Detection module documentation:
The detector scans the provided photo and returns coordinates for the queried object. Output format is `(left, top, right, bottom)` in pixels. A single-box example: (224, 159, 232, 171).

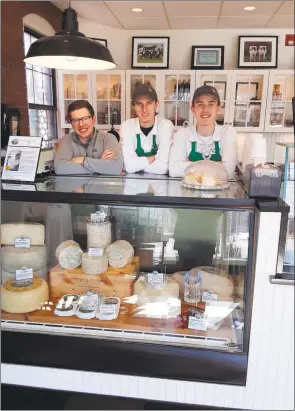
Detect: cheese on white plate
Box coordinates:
(1, 223, 45, 246)
(1, 245, 47, 272)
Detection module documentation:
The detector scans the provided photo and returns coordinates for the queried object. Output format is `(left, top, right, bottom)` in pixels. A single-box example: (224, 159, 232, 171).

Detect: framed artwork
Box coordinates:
(238, 36, 278, 68)
(191, 46, 224, 70)
(204, 81, 227, 102)
(90, 38, 108, 47)
(236, 82, 259, 101)
(132, 37, 170, 69)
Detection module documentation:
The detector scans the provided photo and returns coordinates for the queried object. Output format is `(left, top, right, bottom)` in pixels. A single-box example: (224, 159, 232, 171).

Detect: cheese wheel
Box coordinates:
(1, 277, 49, 313)
(134, 277, 179, 305)
(55, 240, 82, 269)
(87, 222, 112, 249)
(82, 252, 108, 275)
(2, 266, 47, 284)
(1, 245, 46, 272)
(106, 240, 134, 268)
(1, 223, 45, 246)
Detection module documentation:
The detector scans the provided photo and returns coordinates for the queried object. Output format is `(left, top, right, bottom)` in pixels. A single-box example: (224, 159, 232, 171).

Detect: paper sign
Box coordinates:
(188, 315, 207, 331)
(88, 248, 104, 257)
(15, 236, 31, 248)
(202, 291, 218, 303)
(16, 267, 33, 281)
(147, 271, 164, 285)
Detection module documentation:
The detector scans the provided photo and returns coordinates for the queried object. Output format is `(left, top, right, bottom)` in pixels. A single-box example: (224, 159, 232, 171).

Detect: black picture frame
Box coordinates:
(191, 46, 224, 70)
(237, 35, 278, 69)
(131, 36, 170, 69)
(235, 82, 259, 101)
(90, 38, 108, 47)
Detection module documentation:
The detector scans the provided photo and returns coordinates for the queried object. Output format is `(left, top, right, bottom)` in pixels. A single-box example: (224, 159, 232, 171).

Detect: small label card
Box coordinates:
(147, 271, 164, 285)
(15, 236, 31, 248)
(188, 315, 207, 331)
(202, 290, 218, 303)
(16, 267, 33, 281)
(88, 248, 104, 257)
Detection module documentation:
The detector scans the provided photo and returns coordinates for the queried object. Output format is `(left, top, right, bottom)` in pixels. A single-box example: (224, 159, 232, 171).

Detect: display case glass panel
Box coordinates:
(267, 73, 294, 130)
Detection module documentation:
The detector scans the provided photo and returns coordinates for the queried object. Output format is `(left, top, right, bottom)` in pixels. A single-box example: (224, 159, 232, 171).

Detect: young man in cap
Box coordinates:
(54, 100, 123, 175)
(169, 85, 237, 178)
(120, 84, 173, 174)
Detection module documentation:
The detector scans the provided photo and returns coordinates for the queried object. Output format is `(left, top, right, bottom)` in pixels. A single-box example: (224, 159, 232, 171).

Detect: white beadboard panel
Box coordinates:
(1, 214, 294, 410)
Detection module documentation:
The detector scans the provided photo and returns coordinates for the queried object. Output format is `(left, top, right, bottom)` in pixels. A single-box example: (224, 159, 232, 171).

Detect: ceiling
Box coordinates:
(51, 0, 294, 30)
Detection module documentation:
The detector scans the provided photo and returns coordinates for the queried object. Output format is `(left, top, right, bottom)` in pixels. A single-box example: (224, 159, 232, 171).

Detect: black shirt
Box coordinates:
(140, 125, 154, 136)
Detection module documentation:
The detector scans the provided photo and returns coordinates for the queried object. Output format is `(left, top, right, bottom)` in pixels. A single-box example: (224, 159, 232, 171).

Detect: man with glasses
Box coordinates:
(54, 100, 123, 175)
(120, 84, 173, 174)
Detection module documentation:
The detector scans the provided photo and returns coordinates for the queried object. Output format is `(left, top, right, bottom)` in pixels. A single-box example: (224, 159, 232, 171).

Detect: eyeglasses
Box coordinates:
(70, 115, 93, 124)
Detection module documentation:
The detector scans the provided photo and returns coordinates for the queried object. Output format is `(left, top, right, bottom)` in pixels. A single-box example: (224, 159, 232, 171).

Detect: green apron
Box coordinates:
(135, 133, 158, 157)
(188, 141, 221, 162)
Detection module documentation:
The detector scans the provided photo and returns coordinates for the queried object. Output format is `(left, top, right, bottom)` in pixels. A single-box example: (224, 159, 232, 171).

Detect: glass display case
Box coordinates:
(1, 176, 256, 384)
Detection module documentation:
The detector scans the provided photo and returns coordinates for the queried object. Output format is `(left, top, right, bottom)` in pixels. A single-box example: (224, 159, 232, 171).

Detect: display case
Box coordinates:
(1, 176, 257, 385)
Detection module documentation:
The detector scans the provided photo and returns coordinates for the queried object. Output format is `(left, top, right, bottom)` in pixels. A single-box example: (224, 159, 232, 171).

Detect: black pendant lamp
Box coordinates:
(24, 6, 116, 70)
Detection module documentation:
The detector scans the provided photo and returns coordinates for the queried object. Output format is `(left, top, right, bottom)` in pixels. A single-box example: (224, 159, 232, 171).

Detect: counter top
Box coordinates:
(1, 174, 255, 209)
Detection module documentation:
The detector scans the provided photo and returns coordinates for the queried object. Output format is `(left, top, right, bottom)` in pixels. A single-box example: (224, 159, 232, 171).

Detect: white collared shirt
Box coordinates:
(169, 124, 237, 178)
(120, 116, 173, 174)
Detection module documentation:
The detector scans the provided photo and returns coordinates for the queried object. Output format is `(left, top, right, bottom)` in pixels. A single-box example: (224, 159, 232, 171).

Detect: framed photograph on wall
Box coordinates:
(132, 37, 170, 69)
(90, 38, 108, 47)
(238, 36, 278, 68)
(191, 46, 224, 70)
(236, 82, 259, 101)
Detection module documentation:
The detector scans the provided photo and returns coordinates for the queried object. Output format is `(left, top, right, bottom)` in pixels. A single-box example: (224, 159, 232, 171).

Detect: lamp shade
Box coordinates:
(24, 7, 116, 70)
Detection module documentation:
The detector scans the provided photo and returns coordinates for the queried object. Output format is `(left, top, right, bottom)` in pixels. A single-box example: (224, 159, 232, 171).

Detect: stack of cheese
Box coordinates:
(1, 223, 49, 313)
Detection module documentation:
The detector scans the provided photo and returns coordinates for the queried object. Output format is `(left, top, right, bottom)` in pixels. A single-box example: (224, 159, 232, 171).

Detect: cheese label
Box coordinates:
(15, 267, 33, 281)
(147, 271, 164, 285)
(80, 293, 99, 311)
(15, 236, 31, 248)
(90, 211, 107, 223)
(88, 248, 104, 257)
(202, 290, 218, 303)
(188, 315, 207, 331)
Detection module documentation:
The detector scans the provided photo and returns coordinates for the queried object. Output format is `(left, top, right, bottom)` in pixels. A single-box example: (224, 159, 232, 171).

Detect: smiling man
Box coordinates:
(54, 100, 123, 175)
(169, 85, 237, 178)
(120, 84, 173, 174)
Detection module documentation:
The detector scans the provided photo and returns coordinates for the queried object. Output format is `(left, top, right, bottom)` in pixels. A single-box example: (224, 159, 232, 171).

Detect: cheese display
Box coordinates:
(1, 277, 49, 313)
(106, 240, 134, 268)
(1, 245, 47, 272)
(183, 160, 229, 190)
(55, 240, 83, 269)
(87, 221, 112, 249)
(172, 266, 234, 301)
(82, 252, 108, 275)
(134, 276, 179, 306)
(1, 223, 45, 245)
(2, 266, 47, 284)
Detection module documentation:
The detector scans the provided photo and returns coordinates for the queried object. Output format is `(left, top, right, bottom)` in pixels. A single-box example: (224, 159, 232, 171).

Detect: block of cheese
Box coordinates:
(50, 257, 139, 299)
(134, 277, 179, 306)
(82, 252, 108, 275)
(1, 277, 49, 313)
(1, 245, 46, 272)
(1, 223, 45, 246)
(55, 240, 82, 269)
(172, 266, 234, 300)
(87, 221, 112, 249)
(2, 266, 47, 284)
(106, 240, 134, 268)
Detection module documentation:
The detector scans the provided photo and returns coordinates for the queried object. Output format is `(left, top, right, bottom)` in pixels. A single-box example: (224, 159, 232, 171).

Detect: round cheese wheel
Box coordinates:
(1, 245, 46, 272)
(1, 223, 45, 246)
(82, 252, 108, 275)
(1, 266, 47, 284)
(55, 240, 82, 269)
(106, 240, 134, 268)
(87, 222, 112, 249)
(1, 277, 49, 313)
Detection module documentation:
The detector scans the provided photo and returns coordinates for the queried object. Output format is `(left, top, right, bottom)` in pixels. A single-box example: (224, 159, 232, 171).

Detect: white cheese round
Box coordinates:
(1, 277, 49, 313)
(1, 245, 46, 272)
(106, 240, 134, 268)
(1, 223, 45, 246)
(87, 222, 112, 249)
(2, 266, 47, 284)
(55, 240, 83, 269)
(82, 252, 108, 275)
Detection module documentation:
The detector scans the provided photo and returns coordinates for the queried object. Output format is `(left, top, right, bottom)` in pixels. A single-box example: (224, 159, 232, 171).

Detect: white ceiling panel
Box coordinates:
(276, 0, 295, 15)
(105, 1, 165, 18)
(267, 14, 295, 27)
(221, 1, 282, 16)
(121, 17, 169, 30)
(169, 17, 219, 29)
(218, 15, 272, 28)
(164, 1, 221, 17)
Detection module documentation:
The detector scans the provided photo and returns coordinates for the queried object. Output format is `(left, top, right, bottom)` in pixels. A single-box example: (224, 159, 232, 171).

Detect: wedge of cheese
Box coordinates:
(1, 245, 46, 272)
(1, 223, 45, 246)
(1, 277, 49, 313)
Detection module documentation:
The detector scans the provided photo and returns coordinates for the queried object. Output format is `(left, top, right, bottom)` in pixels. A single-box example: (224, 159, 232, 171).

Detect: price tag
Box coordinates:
(16, 267, 33, 281)
(100, 304, 116, 314)
(88, 248, 104, 257)
(147, 271, 164, 285)
(202, 290, 218, 303)
(188, 315, 207, 331)
(15, 236, 31, 248)
(90, 211, 106, 223)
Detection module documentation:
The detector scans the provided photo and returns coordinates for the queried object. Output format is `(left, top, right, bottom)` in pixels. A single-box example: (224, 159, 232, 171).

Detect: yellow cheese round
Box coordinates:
(1, 277, 49, 313)
(1, 223, 45, 245)
(1, 245, 47, 272)
(2, 266, 47, 284)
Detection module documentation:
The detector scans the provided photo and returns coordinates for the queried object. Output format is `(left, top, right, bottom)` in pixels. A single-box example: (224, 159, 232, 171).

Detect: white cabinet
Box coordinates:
(57, 70, 125, 129)
(264, 70, 294, 133)
(195, 70, 269, 132)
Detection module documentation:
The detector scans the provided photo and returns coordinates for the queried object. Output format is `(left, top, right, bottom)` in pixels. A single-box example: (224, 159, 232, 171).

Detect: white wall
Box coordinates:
(23, 14, 55, 36)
